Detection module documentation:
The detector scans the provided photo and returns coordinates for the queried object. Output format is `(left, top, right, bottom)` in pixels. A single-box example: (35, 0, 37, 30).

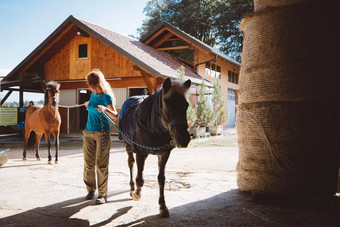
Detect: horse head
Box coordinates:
(161, 78, 191, 148)
(44, 81, 60, 110)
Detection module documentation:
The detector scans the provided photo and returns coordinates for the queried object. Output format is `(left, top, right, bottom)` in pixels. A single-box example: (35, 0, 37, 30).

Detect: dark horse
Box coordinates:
(118, 78, 191, 218)
(23, 81, 61, 164)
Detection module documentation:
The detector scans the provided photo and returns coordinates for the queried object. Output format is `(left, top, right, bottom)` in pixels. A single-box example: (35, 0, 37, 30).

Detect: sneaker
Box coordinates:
(85, 191, 95, 200)
(96, 196, 107, 204)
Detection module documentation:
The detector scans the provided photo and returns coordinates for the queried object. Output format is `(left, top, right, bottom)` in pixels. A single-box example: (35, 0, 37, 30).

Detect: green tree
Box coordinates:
(186, 102, 197, 128)
(215, 0, 253, 61)
(212, 78, 228, 125)
(195, 80, 213, 127)
(139, 0, 253, 61)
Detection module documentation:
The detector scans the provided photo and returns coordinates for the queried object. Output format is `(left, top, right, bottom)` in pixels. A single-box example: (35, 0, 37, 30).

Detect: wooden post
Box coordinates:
(133, 65, 156, 94)
(19, 87, 24, 107)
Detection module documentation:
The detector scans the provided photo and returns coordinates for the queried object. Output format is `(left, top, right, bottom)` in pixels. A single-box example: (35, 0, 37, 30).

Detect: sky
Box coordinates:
(0, 0, 150, 102)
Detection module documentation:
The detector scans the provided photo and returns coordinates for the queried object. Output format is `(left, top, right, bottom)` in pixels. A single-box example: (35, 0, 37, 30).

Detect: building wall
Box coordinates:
(195, 49, 240, 111)
(44, 34, 143, 82)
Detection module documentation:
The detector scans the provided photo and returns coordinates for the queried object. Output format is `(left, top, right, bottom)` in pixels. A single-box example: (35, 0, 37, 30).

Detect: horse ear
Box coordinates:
(163, 78, 172, 93)
(42, 81, 48, 92)
(183, 79, 191, 89)
(56, 83, 61, 90)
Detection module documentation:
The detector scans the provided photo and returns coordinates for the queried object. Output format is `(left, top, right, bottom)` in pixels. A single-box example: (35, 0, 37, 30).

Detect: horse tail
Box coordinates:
(27, 131, 36, 151)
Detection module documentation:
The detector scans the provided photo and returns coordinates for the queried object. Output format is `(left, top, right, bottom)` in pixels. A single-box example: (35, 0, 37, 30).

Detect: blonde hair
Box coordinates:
(86, 69, 116, 104)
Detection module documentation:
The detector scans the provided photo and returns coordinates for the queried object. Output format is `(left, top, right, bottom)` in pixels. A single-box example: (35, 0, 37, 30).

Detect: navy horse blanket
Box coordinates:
(119, 90, 172, 154)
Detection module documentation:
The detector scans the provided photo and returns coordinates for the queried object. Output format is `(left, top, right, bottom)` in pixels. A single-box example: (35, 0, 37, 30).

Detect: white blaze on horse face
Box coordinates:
(49, 89, 60, 110)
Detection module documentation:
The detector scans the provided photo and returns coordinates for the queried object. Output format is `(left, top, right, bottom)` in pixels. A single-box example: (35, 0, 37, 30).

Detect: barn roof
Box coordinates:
(140, 21, 241, 67)
(2, 15, 211, 92)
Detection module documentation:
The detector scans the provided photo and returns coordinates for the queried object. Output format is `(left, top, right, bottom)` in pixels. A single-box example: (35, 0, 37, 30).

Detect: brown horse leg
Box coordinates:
(35, 133, 43, 161)
(45, 132, 52, 164)
(126, 144, 135, 197)
(157, 151, 171, 218)
(132, 152, 148, 201)
(53, 131, 59, 164)
(23, 129, 32, 160)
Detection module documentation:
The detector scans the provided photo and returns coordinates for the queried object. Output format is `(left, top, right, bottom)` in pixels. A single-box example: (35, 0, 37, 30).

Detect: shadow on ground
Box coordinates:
(0, 190, 132, 227)
(1, 189, 339, 226)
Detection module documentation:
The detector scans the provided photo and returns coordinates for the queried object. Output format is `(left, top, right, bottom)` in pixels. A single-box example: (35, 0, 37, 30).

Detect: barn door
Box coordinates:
(78, 89, 91, 130)
(227, 89, 236, 127)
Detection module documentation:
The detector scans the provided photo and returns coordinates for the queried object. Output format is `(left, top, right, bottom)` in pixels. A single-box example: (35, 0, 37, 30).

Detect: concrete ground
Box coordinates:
(0, 128, 339, 226)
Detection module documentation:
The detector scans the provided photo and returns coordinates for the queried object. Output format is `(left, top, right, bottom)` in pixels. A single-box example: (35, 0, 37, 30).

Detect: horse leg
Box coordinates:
(35, 133, 43, 161)
(157, 151, 171, 218)
(132, 152, 148, 201)
(53, 131, 60, 164)
(45, 132, 52, 164)
(126, 144, 135, 197)
(23, 129, 32, 160)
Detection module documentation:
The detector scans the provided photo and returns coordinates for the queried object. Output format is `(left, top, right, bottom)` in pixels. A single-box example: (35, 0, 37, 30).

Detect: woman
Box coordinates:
(83, 69, 118, 204)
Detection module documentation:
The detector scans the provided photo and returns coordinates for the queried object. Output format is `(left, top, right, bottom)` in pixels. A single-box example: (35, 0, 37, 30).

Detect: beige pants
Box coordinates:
(83, 130, 111, 196)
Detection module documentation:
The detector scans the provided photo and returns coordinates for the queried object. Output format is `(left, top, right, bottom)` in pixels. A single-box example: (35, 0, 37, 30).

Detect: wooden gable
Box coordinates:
(44, 32, 146, 81)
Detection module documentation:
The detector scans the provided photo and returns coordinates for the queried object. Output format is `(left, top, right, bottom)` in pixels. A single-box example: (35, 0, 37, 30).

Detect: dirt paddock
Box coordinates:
(0, 129, 339, 226)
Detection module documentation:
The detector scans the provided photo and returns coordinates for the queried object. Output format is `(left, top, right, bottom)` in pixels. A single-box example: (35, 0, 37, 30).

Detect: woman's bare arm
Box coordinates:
(97, 105, 118, 120)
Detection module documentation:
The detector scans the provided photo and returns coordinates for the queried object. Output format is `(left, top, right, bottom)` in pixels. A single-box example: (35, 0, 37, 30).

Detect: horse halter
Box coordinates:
(168, 117, 188, 131)
(49, 88, 59, 110)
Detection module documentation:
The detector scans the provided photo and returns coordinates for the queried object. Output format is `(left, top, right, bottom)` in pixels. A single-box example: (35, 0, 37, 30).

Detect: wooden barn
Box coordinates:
(1, 15, 240, 133)
(140, 21, 241, 127)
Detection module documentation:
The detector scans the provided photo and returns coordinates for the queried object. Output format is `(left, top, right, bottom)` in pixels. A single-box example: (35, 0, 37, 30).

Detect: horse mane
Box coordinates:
(44, 81, 59, 106)
(138, 90, 167, 134)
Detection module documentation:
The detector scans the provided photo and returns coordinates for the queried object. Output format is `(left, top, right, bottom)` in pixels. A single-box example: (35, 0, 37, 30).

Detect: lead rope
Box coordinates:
(98, 106, 175, 152)
(100, 112, 105, 153)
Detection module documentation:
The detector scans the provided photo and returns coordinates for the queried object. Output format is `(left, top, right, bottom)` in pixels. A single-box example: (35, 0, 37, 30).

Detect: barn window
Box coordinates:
(216, 66, 221, 79)
(78, 44, 88, 58)
(205, 63, 211, 76)
(206, 63, 220, 78)
(228, 70, 238, 84)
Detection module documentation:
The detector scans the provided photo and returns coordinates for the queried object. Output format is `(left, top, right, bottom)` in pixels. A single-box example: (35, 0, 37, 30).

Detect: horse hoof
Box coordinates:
(159, 208, 170, 218)
(48, 160, 52, 164)
(132, 192, 141, 201)
(129, 191, 134, 198)
(22, 158, 27, 161)
(55, 161, 58, 164)
(37, 158, 41, 161)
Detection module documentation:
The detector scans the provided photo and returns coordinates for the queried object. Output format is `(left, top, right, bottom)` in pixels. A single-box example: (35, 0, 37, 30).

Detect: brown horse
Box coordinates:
(117, 78, 191, 218)
(23, 81, 61, 164)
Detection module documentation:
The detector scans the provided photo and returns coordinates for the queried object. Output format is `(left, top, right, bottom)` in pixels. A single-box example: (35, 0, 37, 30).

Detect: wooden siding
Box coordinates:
(91, 36, 143, 78)
(44, 42, 71, 81)
(70, 36, 91, 79)
(45, 31, 144, 82)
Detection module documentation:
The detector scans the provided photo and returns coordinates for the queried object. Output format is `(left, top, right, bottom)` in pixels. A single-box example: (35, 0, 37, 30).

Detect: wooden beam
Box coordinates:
(59, 77, 148, 90)
(0, 90, 13, 106)
(141, 72, 156, 94)
(144, 27, 168, 45)
(166, 38, 180, 41)
(163, 27, 211, 55)
(133, 65, 156, 93)
(157, 46, 190, 51)
(152, 32, 174, 48)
